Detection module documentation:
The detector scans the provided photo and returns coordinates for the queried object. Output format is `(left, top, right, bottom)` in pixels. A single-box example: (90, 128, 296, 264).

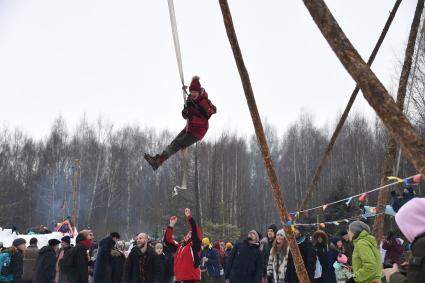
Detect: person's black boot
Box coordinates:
(144, 154, 164, 170)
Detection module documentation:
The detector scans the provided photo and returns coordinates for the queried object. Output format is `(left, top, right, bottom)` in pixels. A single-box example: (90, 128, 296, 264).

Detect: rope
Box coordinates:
(291, 174, 417, 215)
(168, 0, 189, 190)
(167, 0, 186, 104)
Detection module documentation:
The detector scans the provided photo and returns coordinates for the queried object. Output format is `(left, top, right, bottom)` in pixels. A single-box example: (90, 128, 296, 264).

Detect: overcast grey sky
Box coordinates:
(0, 0, 417, 141)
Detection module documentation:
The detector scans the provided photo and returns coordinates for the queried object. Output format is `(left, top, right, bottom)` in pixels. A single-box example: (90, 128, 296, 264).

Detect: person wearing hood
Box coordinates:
(263, 224, 278, 279)
(346, 221, 381, 283)
(144, 76, 216, 170)
(200, 238, 221, 282)
(33, 239, 61, 283)
(340, 230, 353, 265)
(224, 243, 233, 275)
(164, 208, 202, 283)
(93, 232, 120, 283)
(312, 230, 334, 283)
(266, 229, 288, 283)
(225, 230, 263, 283)
(67, 229, 94, 283)
(384, 198, 425, 283)
(22, 237, 39, 282)
(285, 227, 317, 283)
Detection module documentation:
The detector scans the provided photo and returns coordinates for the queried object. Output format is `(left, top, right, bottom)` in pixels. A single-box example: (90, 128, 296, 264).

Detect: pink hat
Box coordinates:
(395, 198, 425, 243)
(337, 253, 348, 264)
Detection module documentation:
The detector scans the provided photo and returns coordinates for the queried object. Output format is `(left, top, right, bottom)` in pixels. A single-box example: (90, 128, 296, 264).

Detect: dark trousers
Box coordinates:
(163, 129, 198, 159)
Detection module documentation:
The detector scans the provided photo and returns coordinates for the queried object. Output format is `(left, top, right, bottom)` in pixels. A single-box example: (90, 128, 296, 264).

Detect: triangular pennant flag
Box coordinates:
(345, 197, 353, 206)
(333, 221, 340, 226)
(413, 174, 421, 183)
(322, 204, 328, 211)
(387, 176, 404, 183)
(344, 219, 349, 223)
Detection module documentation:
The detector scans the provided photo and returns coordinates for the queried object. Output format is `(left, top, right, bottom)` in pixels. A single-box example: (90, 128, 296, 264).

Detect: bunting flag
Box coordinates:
(289, 174, 418, 216)
(345, 197, 353, 206)
(333, 221, 340, 226)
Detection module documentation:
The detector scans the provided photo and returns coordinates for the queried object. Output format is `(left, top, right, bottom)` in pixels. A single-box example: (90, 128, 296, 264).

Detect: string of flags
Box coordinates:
(285, 211, 386, 228)
(289, 174, 421, 216)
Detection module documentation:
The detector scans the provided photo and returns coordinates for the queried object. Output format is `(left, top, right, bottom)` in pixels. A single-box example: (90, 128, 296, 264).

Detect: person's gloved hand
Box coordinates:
(182, 107, 191, 119)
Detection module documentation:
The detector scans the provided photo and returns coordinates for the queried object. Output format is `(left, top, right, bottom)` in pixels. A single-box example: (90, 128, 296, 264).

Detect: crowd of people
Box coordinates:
(0, 198, 424, 283)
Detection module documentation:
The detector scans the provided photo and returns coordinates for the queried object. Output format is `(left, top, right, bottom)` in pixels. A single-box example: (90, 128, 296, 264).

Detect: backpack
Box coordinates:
(0, 252, 13, 282)
(60, 248, 76, 275)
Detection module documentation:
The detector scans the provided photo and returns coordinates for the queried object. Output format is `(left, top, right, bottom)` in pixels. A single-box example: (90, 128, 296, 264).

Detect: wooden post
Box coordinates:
(298, 0, 402, 215)
(72, 159, 80, 227)
(218, 1, 311, 282)
(373, 0, 425, 241)
(301, 0, 425, 179)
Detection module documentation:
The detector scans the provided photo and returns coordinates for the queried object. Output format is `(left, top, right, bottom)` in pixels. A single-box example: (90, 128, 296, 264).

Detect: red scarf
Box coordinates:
(79, 239, 92, 250)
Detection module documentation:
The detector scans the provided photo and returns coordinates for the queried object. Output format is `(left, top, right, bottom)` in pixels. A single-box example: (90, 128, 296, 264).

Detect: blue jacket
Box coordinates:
(201, 247, 221, 277)
(225, 240, 263, 283)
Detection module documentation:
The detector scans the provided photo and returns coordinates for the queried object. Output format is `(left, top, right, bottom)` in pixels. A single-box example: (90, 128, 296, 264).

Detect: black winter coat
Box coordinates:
(66, 243, 89, 283)
(225, 239, 263, 283)
(157, 254, 173, 283)
(327, 243, 340, 283)
(93, 236, 116, 283)
(314, 243, 335, 283)
(33, 246, 57, 283)
(286, 237, 317, 283)
(263, 239, 274, 276)
(11, 250, 24, 283)
(124, 246, 160, 283)
(110, 249, 125, 283)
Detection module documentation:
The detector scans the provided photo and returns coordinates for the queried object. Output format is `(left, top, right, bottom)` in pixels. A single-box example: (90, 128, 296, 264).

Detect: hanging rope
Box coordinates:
(168, 0, 189, 191)
(298, 0, 402, 217)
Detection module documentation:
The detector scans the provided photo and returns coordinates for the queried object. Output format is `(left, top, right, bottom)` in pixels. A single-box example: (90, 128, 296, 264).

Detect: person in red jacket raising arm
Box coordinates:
(144, 76, 216, 170)
(165, 208, 202, 283)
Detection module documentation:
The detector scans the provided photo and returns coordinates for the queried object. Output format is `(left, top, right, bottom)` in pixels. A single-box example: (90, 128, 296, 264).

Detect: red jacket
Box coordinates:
(165, 215, 202, 281)
(182, 89, 210, 140)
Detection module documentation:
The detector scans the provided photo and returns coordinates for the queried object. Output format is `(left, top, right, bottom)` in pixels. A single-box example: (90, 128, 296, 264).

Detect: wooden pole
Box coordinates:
(298, 0, 403, 216)
(373, 0, 424, 241)
(72, 159, 80, 228)
(218, 1, 311, 282)
(301, 0, 425, 179)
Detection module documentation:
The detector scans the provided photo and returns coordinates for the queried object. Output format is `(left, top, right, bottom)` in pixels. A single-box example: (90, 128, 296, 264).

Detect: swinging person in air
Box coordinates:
(144, 76, 216, 170)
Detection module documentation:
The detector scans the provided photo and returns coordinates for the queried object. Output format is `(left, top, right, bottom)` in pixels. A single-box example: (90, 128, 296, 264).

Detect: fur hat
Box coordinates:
(226, 242, 233, 250)
(189, 76, 202, 92)
(312, 230, 328, 245)
(202, 237, 210, 246)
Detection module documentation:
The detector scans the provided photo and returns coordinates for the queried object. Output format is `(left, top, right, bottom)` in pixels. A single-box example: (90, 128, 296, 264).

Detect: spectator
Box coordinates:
(11, 238, 27, 283)
(55, 236, 72, 283)
(110, 240, 126, 283)
(312, 230, 334, 283)
(23, 237, 39, 282)
(347, 221, 382, 283)
(340, 230, 353, 264)
(201, 237, 221, 282)
(155, 242, 173, 283)
(285, 227, 316, 283)
(382, 231, 404, 265)
(93, 232, 120, 283)
(33, 239, 61, 283)
(263, 224, 278, 280)
(164, 208, 202, 283)
(266, 229, 288, 283)
(384, 198, 425, 283)
(66, 229, 94, 283)
(124, 233, 160, 283)
(224, 243, 233, 274)
(225, 230, 263, 283)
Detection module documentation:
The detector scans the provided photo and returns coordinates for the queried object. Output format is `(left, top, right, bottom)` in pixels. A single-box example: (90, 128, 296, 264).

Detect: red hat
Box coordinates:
(189, 76, 201, 92)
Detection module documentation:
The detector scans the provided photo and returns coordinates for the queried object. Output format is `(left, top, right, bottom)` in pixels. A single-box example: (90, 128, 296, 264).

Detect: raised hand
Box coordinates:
(170, 216, 178, 226)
